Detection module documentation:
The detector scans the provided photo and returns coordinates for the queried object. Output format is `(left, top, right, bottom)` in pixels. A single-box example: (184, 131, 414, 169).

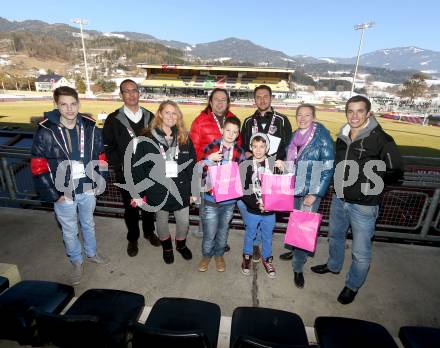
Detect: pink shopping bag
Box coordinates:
(208, 162, 243, 202)
(260, 173, 295, 211)
(284, 209, 322, 252)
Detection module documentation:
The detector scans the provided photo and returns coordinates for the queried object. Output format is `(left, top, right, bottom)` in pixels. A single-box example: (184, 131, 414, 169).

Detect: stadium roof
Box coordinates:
(137, 64, 295, 74)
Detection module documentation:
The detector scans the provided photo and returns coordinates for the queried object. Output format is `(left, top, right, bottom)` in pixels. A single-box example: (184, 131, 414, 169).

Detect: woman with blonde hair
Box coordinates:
(133, 100, 196, 264)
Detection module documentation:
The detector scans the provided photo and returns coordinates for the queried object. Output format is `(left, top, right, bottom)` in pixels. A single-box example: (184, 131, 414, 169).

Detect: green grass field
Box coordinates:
(1, 100, 439, 157)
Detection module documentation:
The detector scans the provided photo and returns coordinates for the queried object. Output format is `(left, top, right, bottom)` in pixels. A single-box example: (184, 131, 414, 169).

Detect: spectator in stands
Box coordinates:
(132, 101, 196, 264)
(276, 104, 335, 288)
(189, 88, 239, 245)
(198, 116, 245, 273)
(30, 86, 108, 286)
(240, 85, 293, 261)
(103, 79, 160, 257)
(311, 95, 404, 304)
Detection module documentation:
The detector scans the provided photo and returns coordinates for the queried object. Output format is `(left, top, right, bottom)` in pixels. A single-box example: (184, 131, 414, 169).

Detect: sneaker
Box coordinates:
(241, 254, 251, 276)
(71, 261, 83, 285)
(214, 256, 225, 272)
(261, 256, 276, 279)
(252, 245, 261, 263)
(86, 252, 109, 265)
(198, 257, 211, 272)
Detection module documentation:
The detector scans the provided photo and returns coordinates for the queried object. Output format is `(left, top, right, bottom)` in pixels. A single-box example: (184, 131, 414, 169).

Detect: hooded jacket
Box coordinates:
(132, 127, 196, 212)
(334, 117, 404, 205)
(30, 109, 105, 202)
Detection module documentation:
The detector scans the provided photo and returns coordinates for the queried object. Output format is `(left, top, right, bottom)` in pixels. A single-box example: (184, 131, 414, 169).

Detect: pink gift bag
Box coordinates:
(208, 162, 243, 202)
(284, 209, 322, 252)
(260, 173, 295, 211)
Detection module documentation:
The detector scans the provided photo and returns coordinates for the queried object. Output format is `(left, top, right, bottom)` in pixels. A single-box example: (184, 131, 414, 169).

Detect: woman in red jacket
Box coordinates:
(189, 88, 240, 239)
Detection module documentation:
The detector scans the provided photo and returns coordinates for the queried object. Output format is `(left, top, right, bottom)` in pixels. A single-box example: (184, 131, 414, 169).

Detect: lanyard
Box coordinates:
(291, 123, 317, 163)
(218, 141, 234, 164)
(212, 112, 223, 134)
(253, 111, 277, 135)
(252, 158, 269, 205)
(159, 143, 179, 161)
(127, 128, 135, 138)
(58, 122, 84, 159)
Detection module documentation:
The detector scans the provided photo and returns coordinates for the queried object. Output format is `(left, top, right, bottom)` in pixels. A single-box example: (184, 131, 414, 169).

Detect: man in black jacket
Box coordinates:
(311, 95, 404, 304)
(103, 79, 160, 257)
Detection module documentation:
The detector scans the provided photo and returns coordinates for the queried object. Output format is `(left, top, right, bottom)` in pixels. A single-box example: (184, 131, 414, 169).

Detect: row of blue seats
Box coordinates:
(0, 276, 438, 347)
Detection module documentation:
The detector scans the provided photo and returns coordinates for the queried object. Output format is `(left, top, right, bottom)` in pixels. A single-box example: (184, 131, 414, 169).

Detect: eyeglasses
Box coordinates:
(121, 89, 139, 95)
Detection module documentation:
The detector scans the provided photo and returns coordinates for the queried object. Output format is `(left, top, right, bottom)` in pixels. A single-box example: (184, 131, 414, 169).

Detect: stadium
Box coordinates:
(138, 64, 294, 99)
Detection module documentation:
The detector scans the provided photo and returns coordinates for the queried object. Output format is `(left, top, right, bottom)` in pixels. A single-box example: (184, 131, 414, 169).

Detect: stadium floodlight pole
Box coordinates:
(71, 18, 93, 97)
(350, 21, 375, 97)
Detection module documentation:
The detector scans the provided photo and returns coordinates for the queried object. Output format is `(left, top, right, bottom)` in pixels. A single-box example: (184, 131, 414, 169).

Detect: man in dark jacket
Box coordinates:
(311, 95, 404, 304)
(103, 79, 160, 257)
(241, 85, 292, 160)
(31, 86, 108, 285)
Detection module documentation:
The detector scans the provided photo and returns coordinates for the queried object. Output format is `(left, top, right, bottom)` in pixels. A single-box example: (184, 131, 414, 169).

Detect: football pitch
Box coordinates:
(0, 100, 439, 157)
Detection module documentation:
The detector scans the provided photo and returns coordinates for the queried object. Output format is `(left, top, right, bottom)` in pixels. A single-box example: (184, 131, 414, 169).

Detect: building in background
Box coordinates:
(34, 75, 75, 92)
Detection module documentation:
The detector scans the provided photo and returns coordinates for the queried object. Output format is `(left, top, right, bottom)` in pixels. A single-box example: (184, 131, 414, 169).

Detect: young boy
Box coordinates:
(241, 133, 277, 278)
(198, 116, 245, 273)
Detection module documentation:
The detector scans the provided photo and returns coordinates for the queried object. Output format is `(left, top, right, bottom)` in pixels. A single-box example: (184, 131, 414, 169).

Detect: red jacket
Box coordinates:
(189, 109, 241, 162)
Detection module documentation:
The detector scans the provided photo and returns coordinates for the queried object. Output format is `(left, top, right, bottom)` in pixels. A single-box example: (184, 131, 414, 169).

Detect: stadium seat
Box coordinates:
(131, 297, 221, 348)
(0, 280, 74, 345)
(399, 326, 440, 348)
(0, 276, 9, 293)
(34, 288, 144, 348)
(230, 307, 309, 348)
(314, 316, 399, 348)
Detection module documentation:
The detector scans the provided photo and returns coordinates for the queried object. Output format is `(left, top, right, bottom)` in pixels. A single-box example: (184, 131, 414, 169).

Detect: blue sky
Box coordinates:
(3, 0, 439, 58)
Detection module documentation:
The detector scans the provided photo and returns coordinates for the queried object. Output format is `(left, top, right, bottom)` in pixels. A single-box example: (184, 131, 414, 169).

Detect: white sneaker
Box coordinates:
(86, 252, 109, 265)
(71, 262, 83, 285)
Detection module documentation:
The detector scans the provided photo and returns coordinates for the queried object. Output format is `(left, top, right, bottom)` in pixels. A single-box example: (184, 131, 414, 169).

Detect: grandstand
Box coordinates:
(137, 64, 294, 98)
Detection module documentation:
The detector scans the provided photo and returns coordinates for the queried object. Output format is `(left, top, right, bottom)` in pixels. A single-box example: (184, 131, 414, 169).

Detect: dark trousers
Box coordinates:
(120, 188, 155, 242)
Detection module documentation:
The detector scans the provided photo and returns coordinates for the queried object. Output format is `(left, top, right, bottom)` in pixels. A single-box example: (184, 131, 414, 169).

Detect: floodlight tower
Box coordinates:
(71, 18, 93, 97)
(350, 21, 375, 97)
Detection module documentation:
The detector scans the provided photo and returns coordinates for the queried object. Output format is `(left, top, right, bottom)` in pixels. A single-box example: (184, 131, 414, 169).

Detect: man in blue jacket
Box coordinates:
(311, 95, 404, 304)
(31, 86, 108, 285)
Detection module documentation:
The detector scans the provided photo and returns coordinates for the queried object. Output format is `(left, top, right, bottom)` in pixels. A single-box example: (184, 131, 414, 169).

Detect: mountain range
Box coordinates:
(1, 17, 439, 75)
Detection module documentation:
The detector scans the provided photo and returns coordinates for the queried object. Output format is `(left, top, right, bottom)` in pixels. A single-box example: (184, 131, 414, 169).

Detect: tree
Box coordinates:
(95, 79, 117, 93)
(292, 70, 315, 86)
(75, 76, 86, 94)
(399, 73, 428, 100)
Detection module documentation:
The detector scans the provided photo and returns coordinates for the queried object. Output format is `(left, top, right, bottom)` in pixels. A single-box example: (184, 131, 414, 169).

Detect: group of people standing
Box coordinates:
(30, 80, 403, 305)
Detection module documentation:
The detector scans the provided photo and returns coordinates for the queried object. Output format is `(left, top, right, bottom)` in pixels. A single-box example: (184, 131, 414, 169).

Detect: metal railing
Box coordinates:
(1, 148, 439, 243)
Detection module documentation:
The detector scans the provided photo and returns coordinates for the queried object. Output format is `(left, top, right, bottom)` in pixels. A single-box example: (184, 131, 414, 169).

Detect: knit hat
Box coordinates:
(249, 132, 270, 153)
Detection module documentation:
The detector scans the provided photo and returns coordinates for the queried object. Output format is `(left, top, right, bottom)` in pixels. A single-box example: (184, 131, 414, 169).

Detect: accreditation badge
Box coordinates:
(165, 160, 178, 178)
(71, 160, 86, 179)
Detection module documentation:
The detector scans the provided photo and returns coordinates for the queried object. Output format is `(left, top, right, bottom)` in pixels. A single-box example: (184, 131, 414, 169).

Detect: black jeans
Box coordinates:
(120, 188, 155, 242)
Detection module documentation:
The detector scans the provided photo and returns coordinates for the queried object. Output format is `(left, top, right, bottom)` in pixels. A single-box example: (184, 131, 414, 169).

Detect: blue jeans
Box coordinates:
(237, 199, 261, 246)
(201, 203, 235, 257)
(291, 196, 322, 272)
(326, 195, 379, 291)
(54, 192, 97, 264)
(243, 212, 276, 260)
